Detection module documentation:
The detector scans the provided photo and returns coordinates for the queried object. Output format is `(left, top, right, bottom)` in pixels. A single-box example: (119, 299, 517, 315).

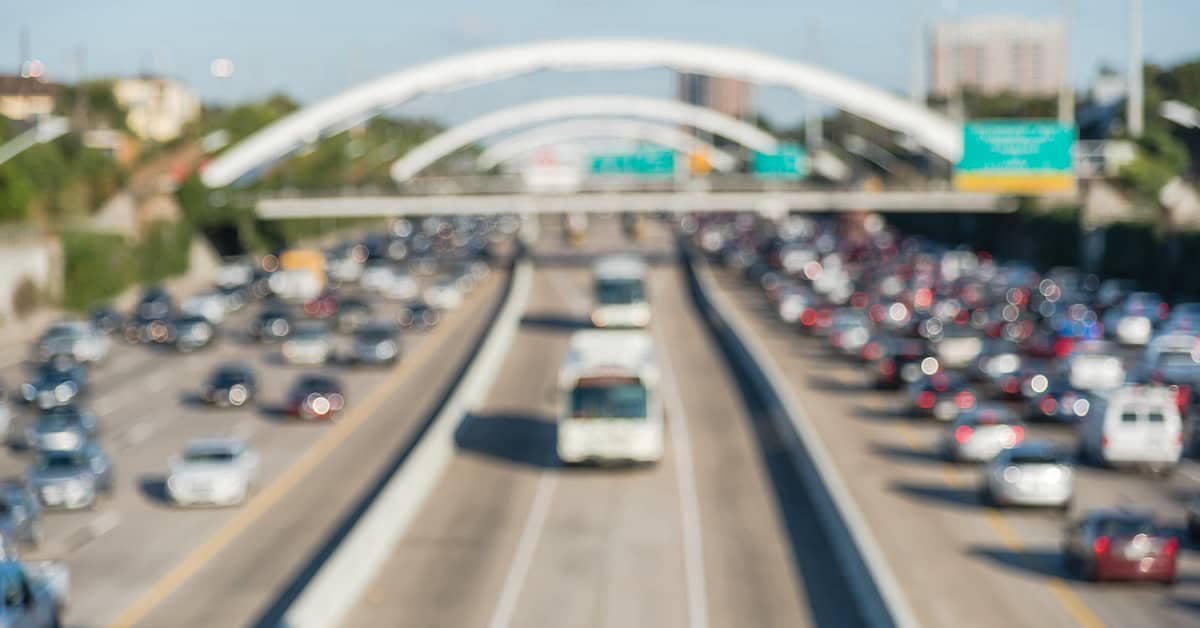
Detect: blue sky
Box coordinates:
(5, 1, 1199, 126)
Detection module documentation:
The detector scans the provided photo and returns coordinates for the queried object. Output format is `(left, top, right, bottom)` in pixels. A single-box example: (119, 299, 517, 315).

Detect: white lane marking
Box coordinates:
(116, 421, 157, 450)
(1181, 468, 1200, 484)
(654, 327, 711, 628)
(485, 471, 559, 628)
(65, 511, 121, 553)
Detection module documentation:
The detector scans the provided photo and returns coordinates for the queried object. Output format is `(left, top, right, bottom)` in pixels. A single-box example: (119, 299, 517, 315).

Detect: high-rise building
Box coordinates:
(930, 17, 1065, 97)
(676, 72, 752, 119)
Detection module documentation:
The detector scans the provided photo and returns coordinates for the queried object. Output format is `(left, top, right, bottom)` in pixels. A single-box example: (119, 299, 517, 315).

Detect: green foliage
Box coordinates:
(54, 81, 128, 132)
(60, 230, 137, 311)
(11, 276, 40, 319)
(1119, 156, 1177, 200)
(138, 220, 193, 283)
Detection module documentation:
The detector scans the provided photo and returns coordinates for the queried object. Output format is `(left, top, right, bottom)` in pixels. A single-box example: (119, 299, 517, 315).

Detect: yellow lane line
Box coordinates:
(1047, 579, 1107, 628)
(107, 296, 476, 628)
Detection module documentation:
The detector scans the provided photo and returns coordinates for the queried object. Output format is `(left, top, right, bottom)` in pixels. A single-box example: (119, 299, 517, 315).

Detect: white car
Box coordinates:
(1079, 385, 1183, 473)
(1065, 341, 1126, 392)
(424, 277, 465, 311)
(360, 262, 396, 293)
(281, 321, 332, 365)
(981, 442, 1074, 509)
(182, 292, 227, 325)
(380, 271, 420, 301)
(167, 438, 259, 507)
(216, 259, 255, 289)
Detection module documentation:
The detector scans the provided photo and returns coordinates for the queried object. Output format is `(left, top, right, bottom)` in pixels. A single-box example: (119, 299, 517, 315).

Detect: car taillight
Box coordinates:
(879, 358, 896, 377)
(916, 391, 936, 409)
(1164, 537, 1179, 556)
(955, 425, 973, 443)
(1101, 435, 1109, 448)
(862, 342, 880, 361)
(1175, 385, 1190, 412)
(1092, 536, 1110, 555)
(1054, 337, 1073, 358)
(1178, 431, 1185, 446)
(1039, 396, 1057, 415)
(800, 309, 817, 326)
(1010, 425, 1024, 442)
(1158, 302, 1170, 320)
(1001, 377, 1019, 394)
(956, 391, 975, 409)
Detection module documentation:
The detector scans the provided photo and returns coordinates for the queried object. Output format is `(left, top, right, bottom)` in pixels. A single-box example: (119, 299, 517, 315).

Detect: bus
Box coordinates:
(591, 255, 650, 328)
(557, 330, 663, 464)
(269, 248, 326, 302)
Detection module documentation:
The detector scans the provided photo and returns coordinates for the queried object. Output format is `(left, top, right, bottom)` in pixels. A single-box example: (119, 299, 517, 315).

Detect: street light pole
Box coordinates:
(1127, 0, 1144, 138)
(1058, 0, 1075, 126)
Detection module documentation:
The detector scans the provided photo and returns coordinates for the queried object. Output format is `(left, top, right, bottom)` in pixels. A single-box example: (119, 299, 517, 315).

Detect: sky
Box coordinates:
(5, 0, 1200, 127)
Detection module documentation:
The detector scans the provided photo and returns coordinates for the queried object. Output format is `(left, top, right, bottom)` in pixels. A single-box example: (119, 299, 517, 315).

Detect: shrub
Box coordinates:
(11, 276, 40, 318)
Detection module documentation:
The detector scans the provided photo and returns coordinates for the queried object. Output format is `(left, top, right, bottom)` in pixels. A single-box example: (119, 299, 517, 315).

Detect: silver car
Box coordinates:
(35, 321, 110, 364)
(981, 442, 1074, 509)
(349, 323, 400, 366)
(940, 403, 1025, 462)
(167, 438, 259, 507)
(281, 321, 332, 365)
(28, 442, 114, 510)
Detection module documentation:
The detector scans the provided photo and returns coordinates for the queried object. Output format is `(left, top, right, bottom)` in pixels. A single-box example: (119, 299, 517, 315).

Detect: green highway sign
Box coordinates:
(753, 143, 809, 179)
(955, 120, 1076, 193)
(589, 149, 675, 176)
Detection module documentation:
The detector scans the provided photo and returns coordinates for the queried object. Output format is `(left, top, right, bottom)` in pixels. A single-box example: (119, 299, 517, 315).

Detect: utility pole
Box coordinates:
(1127, 0, 1144, 138)
(804, 17, 823, 149)
(909, 2, 926, 106)
(1058, 0, 1075, 125)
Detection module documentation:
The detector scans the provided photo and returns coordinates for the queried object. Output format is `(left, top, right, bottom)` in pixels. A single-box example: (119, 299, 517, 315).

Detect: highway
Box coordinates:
(340, 216, 859, 628)
(0, 257, 509, 627)
(705, 260, 1200, 628)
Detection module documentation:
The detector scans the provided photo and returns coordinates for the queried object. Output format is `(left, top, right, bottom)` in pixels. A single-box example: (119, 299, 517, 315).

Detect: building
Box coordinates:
(0, 75, 60, 121)
(676, 72, 753, 120)
(930, 17, 1064, 97)
(112, 77, 200, 142)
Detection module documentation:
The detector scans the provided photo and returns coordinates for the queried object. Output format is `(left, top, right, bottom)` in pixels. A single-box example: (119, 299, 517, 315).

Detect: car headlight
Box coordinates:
(54, 382, 76, 402)
(1002, 466, 1021, 483)
(21, 384, 35, 401)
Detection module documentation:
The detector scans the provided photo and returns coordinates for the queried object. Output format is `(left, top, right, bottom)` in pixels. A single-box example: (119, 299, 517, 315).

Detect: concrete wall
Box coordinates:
(0, 240, 61, 326)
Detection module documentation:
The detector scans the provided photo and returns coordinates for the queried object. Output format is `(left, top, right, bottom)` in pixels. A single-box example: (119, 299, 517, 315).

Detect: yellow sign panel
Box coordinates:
(953, 172, 1077, 193)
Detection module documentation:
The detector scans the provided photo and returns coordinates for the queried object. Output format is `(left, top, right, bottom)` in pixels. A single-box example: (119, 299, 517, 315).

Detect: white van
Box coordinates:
(1079, 385, 1183, 473)
(591, 255, 650, 328)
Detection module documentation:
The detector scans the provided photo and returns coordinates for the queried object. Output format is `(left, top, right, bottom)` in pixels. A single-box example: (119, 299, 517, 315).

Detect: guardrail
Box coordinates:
(263, 253, 533, 628)
(682, 244, 918, 628)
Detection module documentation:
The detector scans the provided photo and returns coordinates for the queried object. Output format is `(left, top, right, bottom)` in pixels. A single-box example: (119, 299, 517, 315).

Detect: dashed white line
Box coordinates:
(64, 511, 121, 553)
(654, 328, 710, 628)
(485, 471, 559, 628)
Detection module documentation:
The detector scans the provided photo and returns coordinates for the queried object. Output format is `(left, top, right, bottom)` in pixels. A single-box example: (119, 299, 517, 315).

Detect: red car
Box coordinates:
(286, 374, 345, 421)
(1062, 509, 1178, 584)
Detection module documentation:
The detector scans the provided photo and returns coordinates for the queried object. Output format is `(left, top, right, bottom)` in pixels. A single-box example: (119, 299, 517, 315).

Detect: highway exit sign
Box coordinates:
(589, 149, 675, 176)
(753, 143, 809, 179)
(955, 120, 1076, 193)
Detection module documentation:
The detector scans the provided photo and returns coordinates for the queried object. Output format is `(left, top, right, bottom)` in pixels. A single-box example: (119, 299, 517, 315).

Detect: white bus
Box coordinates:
(591, 255, 651, 328)
(557, 330, 664, 464)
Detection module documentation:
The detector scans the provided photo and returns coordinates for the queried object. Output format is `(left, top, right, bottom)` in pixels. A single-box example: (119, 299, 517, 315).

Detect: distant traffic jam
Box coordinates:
(0, 216, 506, 624)
(691, 213, 1199, 585)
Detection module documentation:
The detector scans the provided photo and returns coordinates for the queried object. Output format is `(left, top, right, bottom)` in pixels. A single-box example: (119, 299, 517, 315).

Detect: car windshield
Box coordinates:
(184, 450, 236, 464)
(359, 328, 394, 342)
(595, 278, 645, 306)
(293, 324, 327, 340)
(36, 451, 85, 470)
(570, 377, 648, 419)
(1156, 352, 1200, 369)
(212, 370, 247, 385)
(298, 377, 338, 392)
(1008, 451, 1062, 465)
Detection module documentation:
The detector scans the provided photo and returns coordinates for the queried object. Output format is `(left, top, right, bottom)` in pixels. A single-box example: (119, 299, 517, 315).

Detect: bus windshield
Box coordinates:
(595, 278, 645, 306)
(570, 377, 648, 419)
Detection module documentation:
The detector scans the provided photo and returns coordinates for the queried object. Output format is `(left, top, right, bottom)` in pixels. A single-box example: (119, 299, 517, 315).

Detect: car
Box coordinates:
(27, 442, 114, 510)
(250, 305, 292, 342)
(395, 300, 441, 330)
(170, 314, 216, 352)
(216, 258, 255, 289)
(302, 291, 339, 320)
(1078, 384, 1183, 473)
(89, 304, 124, 335)
(939, 403, 1024, 462)
(1026, 377, 1092, 424)
(35, 321, 110, 363)
(827, 308, 872, 357)
(349, 323, 400, 366)
(360, 261, 397, 293)
(334, 297, 371, 333)
(1162, 302, 1200, 334)
(0, 559, 68, 626)
(216, 283, 250, 312)
(0, 481, 43, 548)
(1062, 508, 1178, 584)
(202, 363, 257, 407)
(1064, 340, 1126, 392)
(908, 372, 977, 421)
(285, 374, 345, 421)
(134, 286, 174, 322)
(281, 321, 333, 365)
(123, 312, 174, 345)
(181, 292, 227, 325)
(166, 438, 259, 507)
(931, 326, 985, 371)
(866, 336, 931, 389)
(969, 339, 1023, 387)
(980, 442, 1073, 509)
(20, 361, 88, 411)
(423, 275, 465, 310)
(1103, 292, 1168, 346)
(22, 406, 100, 452)
(380, 269, 420, 301)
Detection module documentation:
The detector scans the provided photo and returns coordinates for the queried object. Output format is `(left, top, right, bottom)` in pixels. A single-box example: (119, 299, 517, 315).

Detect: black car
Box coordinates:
(396, 300, 441, 330)
(868, 336, 931, 390)
(907, 372, 977, 421)
(350, 323, 400, 366)
(1026, 376, 1091, 424)
(251, 305, 293, 342)
(21, 360, 89, 411)
(335, 297, 372, 333)
(203, 363, 257, 407)
(89, 305, 123, 335)
(136, 286, 174, 321)
(286, 374, 346, 420)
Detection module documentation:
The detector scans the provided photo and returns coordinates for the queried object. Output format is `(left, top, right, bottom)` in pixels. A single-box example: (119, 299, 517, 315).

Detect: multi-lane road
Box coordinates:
(0, 260, 509, 627)
(1, 214, 1197, 627)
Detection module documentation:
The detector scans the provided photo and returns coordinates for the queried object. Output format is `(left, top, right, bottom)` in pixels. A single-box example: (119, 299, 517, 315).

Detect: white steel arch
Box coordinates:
(389, 95, 774, 182)
(201, 39, 963, 187)
(476, 118, 738, 172)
